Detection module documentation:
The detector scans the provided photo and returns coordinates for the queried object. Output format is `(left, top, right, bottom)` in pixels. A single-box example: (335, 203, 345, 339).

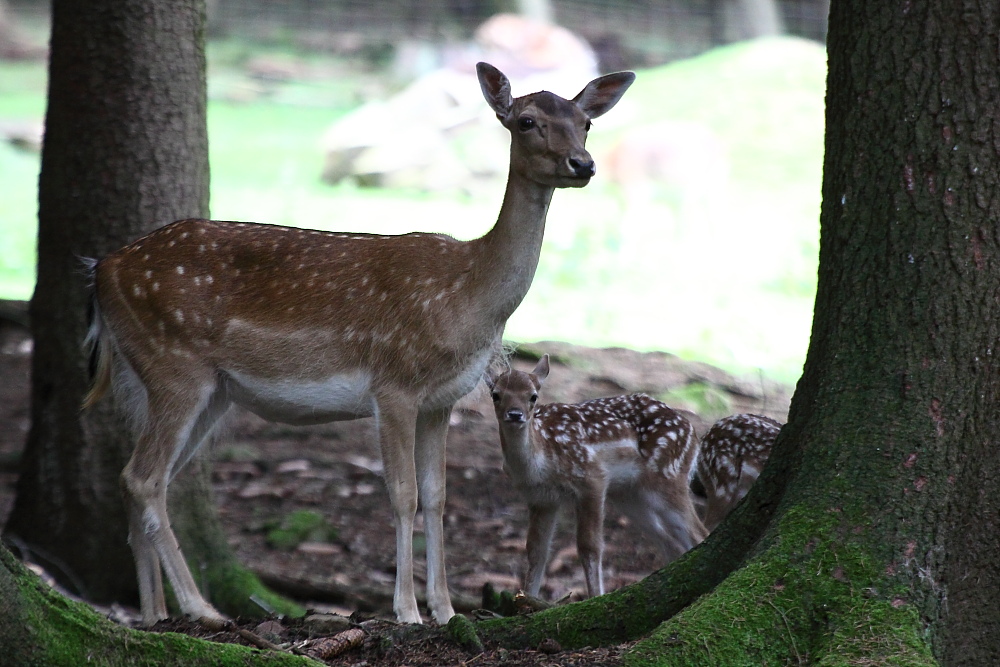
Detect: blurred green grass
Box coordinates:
(0, 36, 826, 385)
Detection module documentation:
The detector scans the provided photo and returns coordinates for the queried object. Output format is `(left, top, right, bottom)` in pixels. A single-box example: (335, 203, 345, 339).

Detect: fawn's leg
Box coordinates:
(643, 485, 708, 562)
(524, 503, 559, 597)
(414, 405, 456, 623)
(575, 481, 607, 598)
(702, 492, 730, 533)
(374, 393, 422, 624)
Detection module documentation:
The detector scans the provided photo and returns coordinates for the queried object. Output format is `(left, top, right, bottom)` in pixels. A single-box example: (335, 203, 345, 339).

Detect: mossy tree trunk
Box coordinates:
(2, 0, 299, 620)
(478, 3, 1000, 664)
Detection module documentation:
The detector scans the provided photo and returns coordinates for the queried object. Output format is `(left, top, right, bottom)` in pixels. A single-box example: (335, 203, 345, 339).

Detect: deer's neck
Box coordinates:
(498, 422, 546, 485)
(470, 170, 554, 322)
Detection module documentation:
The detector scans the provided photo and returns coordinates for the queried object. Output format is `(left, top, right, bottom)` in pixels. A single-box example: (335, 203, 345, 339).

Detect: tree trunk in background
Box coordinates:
(0, 0, 290, 620)
(3, 0, 208, 605)
(476, 2, 1000, 664)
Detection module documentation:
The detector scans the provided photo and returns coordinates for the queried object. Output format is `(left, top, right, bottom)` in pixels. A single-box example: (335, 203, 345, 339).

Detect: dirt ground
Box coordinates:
(0, 312, 790, 665)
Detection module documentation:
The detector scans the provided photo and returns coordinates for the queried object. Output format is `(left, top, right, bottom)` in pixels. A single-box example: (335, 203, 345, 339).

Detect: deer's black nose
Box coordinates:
(568, 157, 595, 178)
(504, 409, 526, 423)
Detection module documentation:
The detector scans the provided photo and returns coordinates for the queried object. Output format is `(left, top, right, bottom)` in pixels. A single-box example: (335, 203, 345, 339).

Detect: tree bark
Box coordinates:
(475, 2, 1000, 664)
(2, 0, 298, 620)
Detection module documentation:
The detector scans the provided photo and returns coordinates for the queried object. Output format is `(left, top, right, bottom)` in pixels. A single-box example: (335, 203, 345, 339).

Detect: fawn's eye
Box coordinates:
(517, 116, 536, 132)
(584, 119, 592, 132)
(491, 392, 500, 403)
(530, 394, 538, 403)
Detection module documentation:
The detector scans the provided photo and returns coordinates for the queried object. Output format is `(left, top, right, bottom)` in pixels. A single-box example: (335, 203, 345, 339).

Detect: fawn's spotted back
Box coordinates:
(696, 413, 782, 531)
(529, 394, 696, 480)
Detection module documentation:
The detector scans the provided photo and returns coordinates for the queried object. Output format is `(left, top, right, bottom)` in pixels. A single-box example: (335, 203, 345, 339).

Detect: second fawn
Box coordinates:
(695, 413, 782, 531)
(487, 355, 708, 599)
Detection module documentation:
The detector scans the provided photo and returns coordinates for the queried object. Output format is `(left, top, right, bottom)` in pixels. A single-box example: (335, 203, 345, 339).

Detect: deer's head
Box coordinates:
(477, 63, 634, 188)
(487, 354, 551, 426)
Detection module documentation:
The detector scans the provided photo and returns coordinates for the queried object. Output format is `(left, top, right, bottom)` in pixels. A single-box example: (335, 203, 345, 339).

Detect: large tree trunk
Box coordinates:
(473, 2, 1000, 664)
(2, 0, 297, 619)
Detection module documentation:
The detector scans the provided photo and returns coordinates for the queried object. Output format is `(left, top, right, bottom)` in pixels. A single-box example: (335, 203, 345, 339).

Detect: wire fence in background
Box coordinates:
(208, 0, 828, 70)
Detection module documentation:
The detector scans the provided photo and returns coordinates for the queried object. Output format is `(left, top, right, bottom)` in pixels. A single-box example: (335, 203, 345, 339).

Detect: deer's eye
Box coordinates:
(584, 119, 592, 132)
(517, 116, 536, 132)
(530, 394, 538, 403)
(491, 392, 500, 403)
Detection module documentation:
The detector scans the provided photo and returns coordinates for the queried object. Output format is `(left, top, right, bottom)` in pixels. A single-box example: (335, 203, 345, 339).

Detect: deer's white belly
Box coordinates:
(226, 369, 374, 424)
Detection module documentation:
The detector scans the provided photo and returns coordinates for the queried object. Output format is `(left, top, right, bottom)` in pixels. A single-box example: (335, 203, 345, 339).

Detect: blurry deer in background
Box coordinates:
(82, 62, 634, 626)
(695, 413, 781, 531)
(487, 355, 707, 599)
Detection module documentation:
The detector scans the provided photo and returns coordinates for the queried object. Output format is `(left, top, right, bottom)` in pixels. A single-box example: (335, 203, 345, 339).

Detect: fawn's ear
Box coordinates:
(531, 354, 550, 385)
(477, 62, 514, 121)
(572, 70, 635, 119)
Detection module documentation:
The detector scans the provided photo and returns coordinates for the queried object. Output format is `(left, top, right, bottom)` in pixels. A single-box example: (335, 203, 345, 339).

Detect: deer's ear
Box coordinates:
(532, 354, 550, 384)
(477, 62, 514, 120)
(572, 71, 635, 119)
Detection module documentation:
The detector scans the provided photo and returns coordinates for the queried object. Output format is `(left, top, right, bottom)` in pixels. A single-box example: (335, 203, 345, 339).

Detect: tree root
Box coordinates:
(624, 506, 936, 666)
(475, 503, 937, 666)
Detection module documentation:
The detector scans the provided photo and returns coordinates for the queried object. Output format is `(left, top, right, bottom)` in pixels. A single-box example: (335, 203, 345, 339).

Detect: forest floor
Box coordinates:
(0, 312, 791, 665)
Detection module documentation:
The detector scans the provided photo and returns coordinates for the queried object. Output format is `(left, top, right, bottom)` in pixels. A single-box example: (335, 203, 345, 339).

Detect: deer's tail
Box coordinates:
(81, 258, 111, 410)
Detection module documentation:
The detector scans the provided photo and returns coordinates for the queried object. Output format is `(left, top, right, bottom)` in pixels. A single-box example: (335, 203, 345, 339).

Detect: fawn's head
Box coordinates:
(477, 62, 634, 188)
(486, 354, 551, 426)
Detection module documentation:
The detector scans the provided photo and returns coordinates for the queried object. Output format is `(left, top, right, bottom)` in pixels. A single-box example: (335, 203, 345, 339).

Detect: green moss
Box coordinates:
(656, 382, 733, 420)
(197, 560, 306, 619)
(1, 548, 317, 666)
(446, 614, 484, 654)
(265, 509, 338, 551)
(623, 505, 935, 666)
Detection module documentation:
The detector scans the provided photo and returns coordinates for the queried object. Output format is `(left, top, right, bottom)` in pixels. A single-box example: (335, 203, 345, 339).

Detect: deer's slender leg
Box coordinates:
(127, 500, 168, 622)
(575, 481, 607, 598)
(524, 503, 559, 596)
(374, 393, 421, 624)
(414, 405, 455, 623)
(167, 381, 231, 483)
(121, 380, 225, 625)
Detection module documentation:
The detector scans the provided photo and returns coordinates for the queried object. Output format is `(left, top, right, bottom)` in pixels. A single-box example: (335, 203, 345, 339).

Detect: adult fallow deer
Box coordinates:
(82, 62, 633, 626)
